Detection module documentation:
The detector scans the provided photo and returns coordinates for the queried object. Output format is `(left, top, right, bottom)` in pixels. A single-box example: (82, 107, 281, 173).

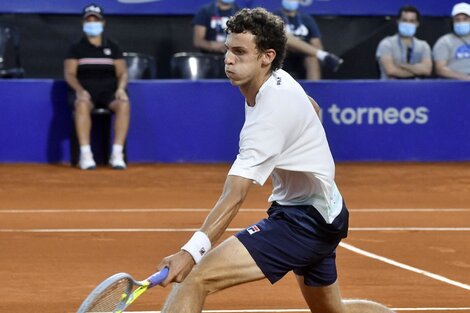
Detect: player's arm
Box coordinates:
(399, 57, 432, 76)
(200, 175, 252, 242)
(378, 55, 415, 78)
(286, 33, 320, 55)
(304, 38, 322, 80)
(193, 25, 225, 53)
(64, 59, 90, 101)
(308, 95, 321, 117)
(64, 59, 84, 93)
(158, 175, 252, 285)
(114, 59, 129, 100)
(435, 59, 470, 80)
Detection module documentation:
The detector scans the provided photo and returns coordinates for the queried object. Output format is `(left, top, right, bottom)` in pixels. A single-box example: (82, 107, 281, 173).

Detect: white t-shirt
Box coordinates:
(228, 69, 343, 223)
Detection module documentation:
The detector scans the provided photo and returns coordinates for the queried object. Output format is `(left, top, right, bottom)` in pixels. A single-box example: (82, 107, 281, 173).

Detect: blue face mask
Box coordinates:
(398, 22, 417, 37)
(282, 0, 299, 12)
(83, 22, 104, 37)
(454, 22, 470, 36)
(220, 0, 235, 4)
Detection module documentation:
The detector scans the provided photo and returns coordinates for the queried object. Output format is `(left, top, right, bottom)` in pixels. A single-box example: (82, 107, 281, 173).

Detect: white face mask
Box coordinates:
(83, 22, 104, 37)
(398, 22, 417, 37)
(282, 0, 300, 12)
(454, 22, 470, 36)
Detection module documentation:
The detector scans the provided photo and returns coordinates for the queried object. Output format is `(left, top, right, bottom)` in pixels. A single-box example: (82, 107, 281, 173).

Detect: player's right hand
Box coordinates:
(76, 89, 91, 101)
(157, 250, 195, 287)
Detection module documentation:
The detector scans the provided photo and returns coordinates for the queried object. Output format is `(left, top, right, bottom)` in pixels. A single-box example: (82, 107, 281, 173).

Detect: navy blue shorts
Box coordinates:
(235, 201, 349, 286)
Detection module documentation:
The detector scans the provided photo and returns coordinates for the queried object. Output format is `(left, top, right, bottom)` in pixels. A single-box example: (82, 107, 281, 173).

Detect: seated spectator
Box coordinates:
(192, 0, 239, 54)
(376, 5, 432, 80)
(433, 2, 470, 80)
(64, 4, 130, 170)
(274, 0, 343, 80)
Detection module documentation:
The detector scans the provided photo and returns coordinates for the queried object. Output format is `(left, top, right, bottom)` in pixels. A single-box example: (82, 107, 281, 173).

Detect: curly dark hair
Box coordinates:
(226, 7, 287, 71)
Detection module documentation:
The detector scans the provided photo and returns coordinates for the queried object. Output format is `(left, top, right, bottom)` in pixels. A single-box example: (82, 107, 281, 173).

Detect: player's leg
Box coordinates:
(74, 98, 93, 146)
(295, 276, 394, 313)
(161, 236, 266, 313)
(108, 98, 130, 146)
(74, 96, 97, 169)
(304, 55, 321, 80)
(108, 98, 130, 168)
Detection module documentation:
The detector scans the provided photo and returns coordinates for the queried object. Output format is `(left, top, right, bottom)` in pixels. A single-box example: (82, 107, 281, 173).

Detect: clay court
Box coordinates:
(1, 162, 470, 313)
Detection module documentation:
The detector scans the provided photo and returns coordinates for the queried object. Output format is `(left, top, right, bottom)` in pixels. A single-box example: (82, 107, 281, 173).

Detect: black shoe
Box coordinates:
(323, 53, 344, 72)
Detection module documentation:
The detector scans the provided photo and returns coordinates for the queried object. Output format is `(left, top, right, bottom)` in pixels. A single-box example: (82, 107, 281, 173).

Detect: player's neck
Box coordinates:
(88, 36, 102, 47)
(399, 36, 413, 46)
(240, 71, 272, 107)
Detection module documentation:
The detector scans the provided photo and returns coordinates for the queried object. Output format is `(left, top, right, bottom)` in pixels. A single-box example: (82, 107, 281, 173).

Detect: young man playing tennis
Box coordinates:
(157, 8, 394, 313)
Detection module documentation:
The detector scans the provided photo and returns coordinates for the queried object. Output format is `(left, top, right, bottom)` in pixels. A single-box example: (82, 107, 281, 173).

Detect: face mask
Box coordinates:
(282, 0, 299, 12)
(83, 22, 104, 37)
(454, 22, 470, 36)
(398, 22, 417, 37)
(220, 0, 235, 4)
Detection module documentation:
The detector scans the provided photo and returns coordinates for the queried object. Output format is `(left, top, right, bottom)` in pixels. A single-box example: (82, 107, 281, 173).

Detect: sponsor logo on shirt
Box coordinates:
(455, 45, 470, 60)
(246, 225, 260, 235)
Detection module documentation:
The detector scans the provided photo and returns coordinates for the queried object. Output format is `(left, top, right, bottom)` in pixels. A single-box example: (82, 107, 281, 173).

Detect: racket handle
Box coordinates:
(147, 267, 169, 288)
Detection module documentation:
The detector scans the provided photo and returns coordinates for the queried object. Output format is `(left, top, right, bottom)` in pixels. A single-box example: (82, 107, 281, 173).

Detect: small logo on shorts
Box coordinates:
(246, 225, 260, 235)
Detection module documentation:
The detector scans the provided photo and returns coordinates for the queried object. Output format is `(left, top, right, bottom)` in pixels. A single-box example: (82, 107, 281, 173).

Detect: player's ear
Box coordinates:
(262, 49, 276, 66)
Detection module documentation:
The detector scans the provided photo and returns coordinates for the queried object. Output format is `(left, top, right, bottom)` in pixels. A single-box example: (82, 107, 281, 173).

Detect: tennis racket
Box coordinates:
(77, 267, 169, 313)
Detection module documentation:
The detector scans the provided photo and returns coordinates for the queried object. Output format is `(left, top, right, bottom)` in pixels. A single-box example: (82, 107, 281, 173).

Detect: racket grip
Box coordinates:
(147, 267, 169, 288)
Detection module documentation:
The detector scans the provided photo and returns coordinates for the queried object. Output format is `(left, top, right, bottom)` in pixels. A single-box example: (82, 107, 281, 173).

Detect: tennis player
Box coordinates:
(157, 8, 394, 313)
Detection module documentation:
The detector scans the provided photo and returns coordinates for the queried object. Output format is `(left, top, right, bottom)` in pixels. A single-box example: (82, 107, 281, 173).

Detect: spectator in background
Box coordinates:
(376, 5, 432, 80)
(64, 4, 130, 170)
(192, 0, 240, 54)
(433, 2, 470, 80)
(274, 0, 343, 80)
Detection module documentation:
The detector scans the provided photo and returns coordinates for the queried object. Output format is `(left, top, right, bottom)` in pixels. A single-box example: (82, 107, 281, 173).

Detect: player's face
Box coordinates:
(224, 32, 264, 87)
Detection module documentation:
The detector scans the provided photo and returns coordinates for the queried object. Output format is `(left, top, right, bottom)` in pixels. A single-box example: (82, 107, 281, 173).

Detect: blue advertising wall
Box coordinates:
(0, 79, 469, 163)
(0, 0, 460, 16)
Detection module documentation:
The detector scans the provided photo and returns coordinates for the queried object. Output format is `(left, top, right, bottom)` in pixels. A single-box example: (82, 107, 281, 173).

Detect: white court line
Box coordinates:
(2, 227, 470, 233)
(117, 308, 470, 312)
(1, 208, 470, 214)
(340, 242, 470, 291)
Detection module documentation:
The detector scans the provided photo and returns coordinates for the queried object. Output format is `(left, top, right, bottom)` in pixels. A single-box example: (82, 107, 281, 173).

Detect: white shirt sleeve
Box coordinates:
(229, 90, 287, 185)
(229, 120, 285, 185)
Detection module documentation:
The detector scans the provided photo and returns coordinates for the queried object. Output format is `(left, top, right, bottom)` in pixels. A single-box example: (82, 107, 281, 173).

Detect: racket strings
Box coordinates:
(85, 278, 132, 312)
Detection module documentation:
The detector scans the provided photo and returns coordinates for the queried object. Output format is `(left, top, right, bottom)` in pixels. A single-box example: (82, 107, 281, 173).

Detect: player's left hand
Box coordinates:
(157, 250, 195, 287)
(115, 88, 129, 101)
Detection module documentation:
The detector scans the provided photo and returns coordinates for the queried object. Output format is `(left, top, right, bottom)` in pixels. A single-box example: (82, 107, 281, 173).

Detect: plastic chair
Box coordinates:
(0, 24, 24, 78)
(170, 52, 225, 80)
(123, 52, 156, 80)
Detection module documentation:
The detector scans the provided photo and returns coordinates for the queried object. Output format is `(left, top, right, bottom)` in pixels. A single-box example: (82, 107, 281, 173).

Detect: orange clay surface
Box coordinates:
(1, 162, 470, 313)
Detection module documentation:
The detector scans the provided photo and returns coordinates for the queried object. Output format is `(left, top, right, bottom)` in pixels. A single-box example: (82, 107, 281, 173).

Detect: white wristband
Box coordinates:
(181, 231, 211, 264)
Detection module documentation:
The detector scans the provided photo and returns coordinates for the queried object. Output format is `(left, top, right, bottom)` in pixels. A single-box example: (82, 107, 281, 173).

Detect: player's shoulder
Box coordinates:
(263, 70, 305, 102)
(104, 37, 119, 47)
(413, 37, 431, 49)
(300, 12, 316, 22)
(378, 34, 397, 45)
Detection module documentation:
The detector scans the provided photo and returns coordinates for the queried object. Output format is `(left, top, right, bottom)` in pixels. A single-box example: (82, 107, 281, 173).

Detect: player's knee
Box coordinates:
(181, 266, 217, 294)
(74, 100, 91, 113)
